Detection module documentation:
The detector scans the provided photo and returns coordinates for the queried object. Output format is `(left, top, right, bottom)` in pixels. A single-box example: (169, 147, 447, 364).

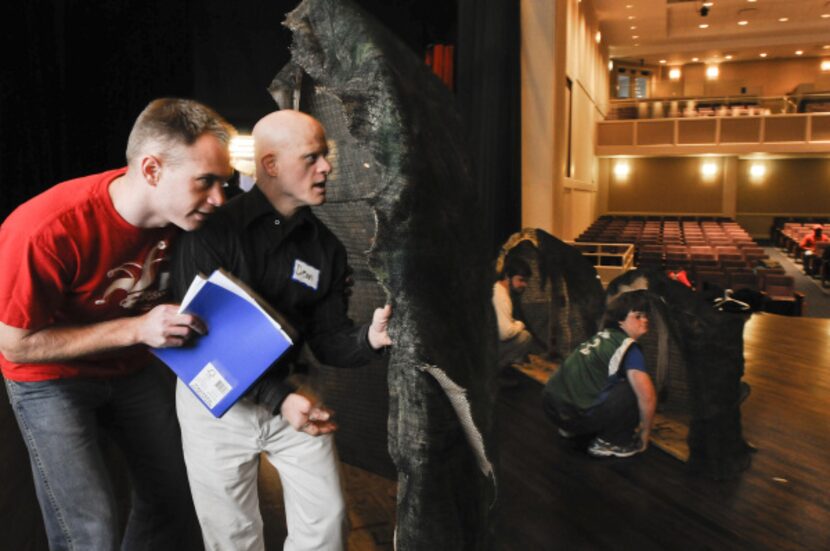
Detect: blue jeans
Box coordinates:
(5, 364, 197, 551)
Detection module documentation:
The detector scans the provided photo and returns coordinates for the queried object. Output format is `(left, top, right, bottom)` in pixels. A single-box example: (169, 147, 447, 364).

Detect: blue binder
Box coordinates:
(153, 271, 293, 417)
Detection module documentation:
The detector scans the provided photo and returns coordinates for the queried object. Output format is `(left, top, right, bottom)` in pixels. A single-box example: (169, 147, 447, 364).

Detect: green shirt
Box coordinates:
(546, 328, 635, 411)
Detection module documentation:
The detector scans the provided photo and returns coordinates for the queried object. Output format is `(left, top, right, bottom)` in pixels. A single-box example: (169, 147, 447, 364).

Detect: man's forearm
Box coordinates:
(0, 317, 141, 363)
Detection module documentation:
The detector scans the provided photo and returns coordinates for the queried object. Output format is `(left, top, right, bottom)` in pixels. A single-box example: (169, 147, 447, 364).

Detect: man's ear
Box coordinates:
(139, 155, 162, 187)
(260, 153, 279, 177)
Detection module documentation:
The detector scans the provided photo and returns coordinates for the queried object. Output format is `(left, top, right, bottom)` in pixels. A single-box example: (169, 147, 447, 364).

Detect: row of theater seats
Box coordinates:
(774, 221, 830, 288)
(576, 215, 804, 315)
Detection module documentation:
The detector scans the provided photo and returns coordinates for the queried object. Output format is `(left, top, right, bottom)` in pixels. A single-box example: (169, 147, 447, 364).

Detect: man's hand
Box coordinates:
(134, 304, 206, 348)
(280, 392, 338, 436)
(367, 304, 392, 349)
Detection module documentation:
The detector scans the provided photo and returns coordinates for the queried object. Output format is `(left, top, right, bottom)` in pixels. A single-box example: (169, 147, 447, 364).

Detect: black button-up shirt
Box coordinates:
(171, 184, 377, 413)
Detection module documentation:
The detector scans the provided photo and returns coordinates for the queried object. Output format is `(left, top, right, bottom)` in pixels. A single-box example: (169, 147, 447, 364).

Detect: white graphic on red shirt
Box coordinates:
(95, 240, 170, 309)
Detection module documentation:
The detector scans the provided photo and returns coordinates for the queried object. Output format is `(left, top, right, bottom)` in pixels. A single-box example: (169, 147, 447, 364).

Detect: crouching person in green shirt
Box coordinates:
(542, 290, 656, 458)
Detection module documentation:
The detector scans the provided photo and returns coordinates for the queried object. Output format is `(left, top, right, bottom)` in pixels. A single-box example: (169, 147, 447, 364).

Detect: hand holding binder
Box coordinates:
(153, 269, 294, 417)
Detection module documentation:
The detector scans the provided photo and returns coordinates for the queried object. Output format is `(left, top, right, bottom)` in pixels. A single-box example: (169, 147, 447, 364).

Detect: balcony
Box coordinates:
(597, 111, 830, 156)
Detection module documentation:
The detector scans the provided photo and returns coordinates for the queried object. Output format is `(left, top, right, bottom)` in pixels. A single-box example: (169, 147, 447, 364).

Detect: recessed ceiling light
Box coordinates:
(699, 23, 709, 29)
(747, 0, 757, 3)
(760, 52, 768, 58)
(692, 57, 700, 62)
(630, 25, 637, 29)
(659, 59, 667, 64)
(778, 17, 789, 22)
(626, 4, 633, 8)
(824, 45, 830, 50)
(795, 50, 804, 55)
(628, 15, 635, 20)
(725, 54, 733, 60)
(703, 2, 714, 6)
(632, 35, 639, 39)
(738, 20, 748, 26)
(822, 14, 830, 18)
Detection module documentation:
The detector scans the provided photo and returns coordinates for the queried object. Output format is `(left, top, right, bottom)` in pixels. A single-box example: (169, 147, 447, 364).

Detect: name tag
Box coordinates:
(292, 259, 320, 290)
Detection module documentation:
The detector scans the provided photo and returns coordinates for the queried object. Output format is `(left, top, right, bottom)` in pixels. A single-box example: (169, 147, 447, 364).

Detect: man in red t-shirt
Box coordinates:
(0, 98, 235, 549)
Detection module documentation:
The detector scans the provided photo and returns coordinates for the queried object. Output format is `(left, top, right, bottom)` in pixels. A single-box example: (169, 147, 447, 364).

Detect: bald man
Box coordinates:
(171, 110, 392, 551)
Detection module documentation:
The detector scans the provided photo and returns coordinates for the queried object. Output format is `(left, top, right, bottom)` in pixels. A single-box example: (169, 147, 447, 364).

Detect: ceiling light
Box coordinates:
(778, 17, 789, 22)
(738, 20, 748, 26)
(630, 25, 637, 29)
(747, 0, 757, 3)
(795, 50, 804, 56)
(725, 54, 733, 60)
(659, 59, 667, 64)
(706, 65, 720, 79)
(692, 57, 700, 62)
(823, 14, 830, 19)
(760, 52, 768, 58)
(699, 23, 709, 29)
(824, 45, 830, 50)
(632, 35, 639, 39)
(703, 2, 714, 6)
(669, 68, 682, 80)
(822, 60, 830, 71)
(628, 15, 635, 20)
(626, 4, 633, 8)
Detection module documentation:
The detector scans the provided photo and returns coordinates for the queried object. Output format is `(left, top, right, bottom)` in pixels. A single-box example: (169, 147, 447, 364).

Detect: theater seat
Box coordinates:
(762, 274, 805, 316)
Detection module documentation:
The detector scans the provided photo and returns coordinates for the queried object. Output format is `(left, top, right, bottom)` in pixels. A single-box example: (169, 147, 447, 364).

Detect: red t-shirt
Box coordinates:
(0, 168, 179, 381)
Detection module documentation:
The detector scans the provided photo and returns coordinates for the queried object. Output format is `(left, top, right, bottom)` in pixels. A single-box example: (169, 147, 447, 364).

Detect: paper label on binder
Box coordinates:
(189, 363, 232, 409)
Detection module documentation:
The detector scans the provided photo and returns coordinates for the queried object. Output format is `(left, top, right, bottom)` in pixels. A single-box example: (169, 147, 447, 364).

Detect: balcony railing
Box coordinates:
(596, 111, 830, 156)
(607, 92, 830, 121)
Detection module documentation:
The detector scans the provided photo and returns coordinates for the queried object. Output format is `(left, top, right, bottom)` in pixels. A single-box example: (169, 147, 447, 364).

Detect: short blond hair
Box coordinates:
(126, 98, 235, 164)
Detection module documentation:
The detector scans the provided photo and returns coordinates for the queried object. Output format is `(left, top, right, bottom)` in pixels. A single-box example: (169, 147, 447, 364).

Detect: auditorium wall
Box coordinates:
(597, 156, 830, 239)
(521, 0, 607, 242)
(736, 158, 830, 237)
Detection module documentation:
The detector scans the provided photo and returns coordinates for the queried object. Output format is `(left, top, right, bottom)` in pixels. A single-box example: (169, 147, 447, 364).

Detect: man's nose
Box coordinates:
(319, 157, 332, 175)
(208, 182, 225, 207)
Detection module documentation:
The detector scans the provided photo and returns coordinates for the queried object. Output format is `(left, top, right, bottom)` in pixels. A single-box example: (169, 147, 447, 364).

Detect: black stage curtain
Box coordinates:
(456, 0, 521, 255)
(0, 1, 195, 220)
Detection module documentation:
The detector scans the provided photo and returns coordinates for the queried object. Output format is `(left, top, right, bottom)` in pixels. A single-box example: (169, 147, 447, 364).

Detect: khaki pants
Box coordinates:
(176, 381, 347, 551)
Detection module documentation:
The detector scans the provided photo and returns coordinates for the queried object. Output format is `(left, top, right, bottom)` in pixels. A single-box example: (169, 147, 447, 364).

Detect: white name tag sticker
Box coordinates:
(292, 259, 320, 290)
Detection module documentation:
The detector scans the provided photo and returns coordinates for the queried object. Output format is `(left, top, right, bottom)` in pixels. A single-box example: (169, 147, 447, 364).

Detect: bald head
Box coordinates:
(252, 110, 332, 217)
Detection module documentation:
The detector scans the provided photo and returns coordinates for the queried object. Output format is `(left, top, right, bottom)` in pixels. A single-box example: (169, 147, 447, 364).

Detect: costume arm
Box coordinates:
(627, 369, 657, 448)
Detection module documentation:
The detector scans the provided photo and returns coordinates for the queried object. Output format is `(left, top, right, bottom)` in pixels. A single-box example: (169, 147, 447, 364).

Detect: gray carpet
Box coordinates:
(764, 247, 830, 318)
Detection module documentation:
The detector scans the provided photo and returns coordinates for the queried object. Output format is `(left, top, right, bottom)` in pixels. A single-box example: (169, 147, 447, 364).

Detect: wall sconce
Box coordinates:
(706, 65, 719, 79)
(701, 160, 718, 180)
(669, 67, 682, 80)
(229, 135, 255, 176)
(614, 160, 631, 181)
(749, 162, 766, 182)
(595, 31, 602, 44)
(822, 60, 830, 72)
